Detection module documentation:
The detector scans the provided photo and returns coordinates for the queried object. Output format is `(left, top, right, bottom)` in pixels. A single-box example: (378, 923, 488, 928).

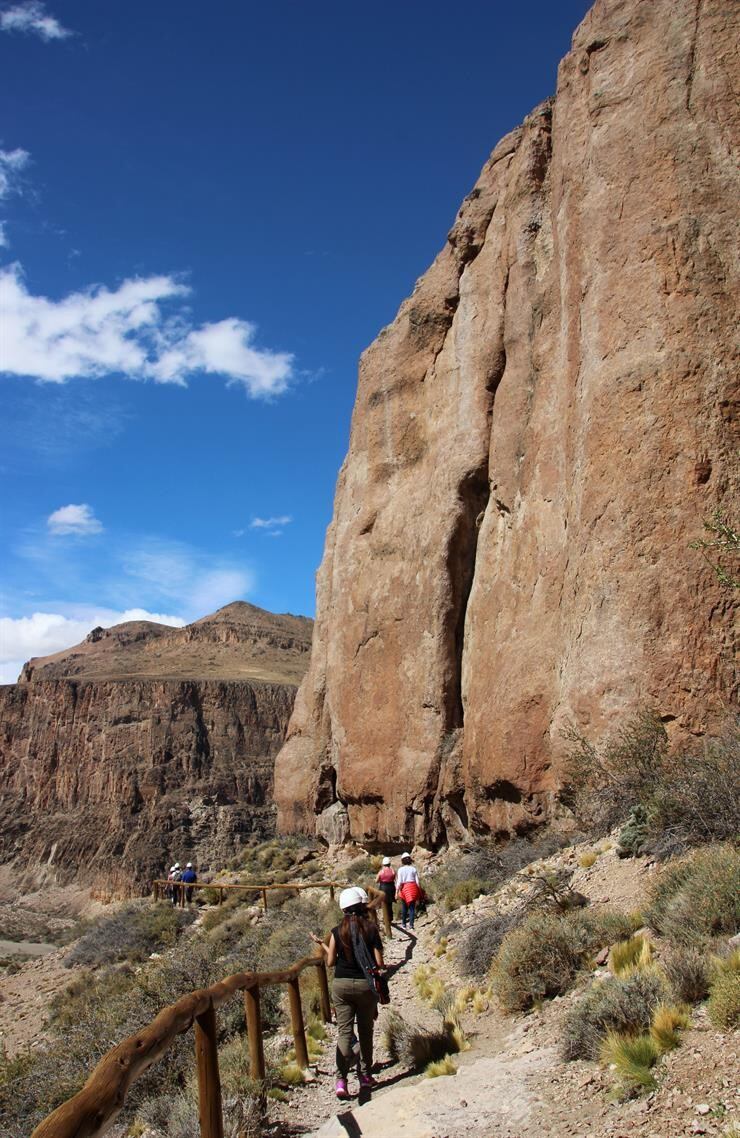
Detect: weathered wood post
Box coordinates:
(287, 977, 309, 1069)
(381, 898, 392, 939)
(243, 983, 266, 1081)
(315, 956, 332, 1023)
(261, 888, 268, 912)
(329, 884, 335, 901)
(194, 1003, 224, 1138)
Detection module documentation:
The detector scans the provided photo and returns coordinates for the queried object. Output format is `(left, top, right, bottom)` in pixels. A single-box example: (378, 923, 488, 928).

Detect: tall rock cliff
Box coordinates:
(275, 0, 738, 848)
(0, 604, 312, 892)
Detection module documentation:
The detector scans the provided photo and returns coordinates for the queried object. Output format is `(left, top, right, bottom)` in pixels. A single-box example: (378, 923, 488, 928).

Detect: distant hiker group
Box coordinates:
(375, 851, 424, 930)
(165, 861, 197, 903)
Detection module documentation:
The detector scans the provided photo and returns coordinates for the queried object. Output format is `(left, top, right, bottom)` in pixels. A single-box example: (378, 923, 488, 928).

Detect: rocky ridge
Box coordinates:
(275, 0, 738, 849)
(0, 603, 312, 893)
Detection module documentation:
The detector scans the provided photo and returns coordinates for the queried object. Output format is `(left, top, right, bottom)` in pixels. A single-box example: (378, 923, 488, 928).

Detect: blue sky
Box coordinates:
(0, 0, 591, 681)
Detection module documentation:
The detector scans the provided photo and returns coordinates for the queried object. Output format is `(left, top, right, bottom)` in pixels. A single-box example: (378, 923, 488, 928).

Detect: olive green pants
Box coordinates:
(332, 977, 377, 1078)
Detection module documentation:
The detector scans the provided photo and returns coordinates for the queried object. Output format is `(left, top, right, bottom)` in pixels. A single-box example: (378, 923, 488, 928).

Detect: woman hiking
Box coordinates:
(395, 851, 422, 930)
(310, 886, 386, 1099)
(375, 856, 396, 925)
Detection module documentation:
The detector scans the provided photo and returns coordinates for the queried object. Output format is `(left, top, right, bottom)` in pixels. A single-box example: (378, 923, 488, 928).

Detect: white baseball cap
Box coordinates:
(339, 886, 369, 910)
(186, 862, 193, 868)
(401, 852, 412, 861)
(382, 856, 391, 866)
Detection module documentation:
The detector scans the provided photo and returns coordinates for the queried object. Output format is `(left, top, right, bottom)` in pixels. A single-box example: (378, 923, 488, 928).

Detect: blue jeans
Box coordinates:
(401, 899, 416, 928)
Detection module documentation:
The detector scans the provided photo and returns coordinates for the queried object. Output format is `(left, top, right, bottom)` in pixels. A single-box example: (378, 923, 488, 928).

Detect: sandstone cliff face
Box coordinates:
(275, 0, 738, 848)
(1, 603, 311, 892)
(0, 678, 296, 893)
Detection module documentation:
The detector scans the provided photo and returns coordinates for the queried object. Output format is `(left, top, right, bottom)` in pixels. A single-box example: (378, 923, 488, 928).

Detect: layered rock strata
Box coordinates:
(275, 0, 738, 847)
(0, 605, 310, 892)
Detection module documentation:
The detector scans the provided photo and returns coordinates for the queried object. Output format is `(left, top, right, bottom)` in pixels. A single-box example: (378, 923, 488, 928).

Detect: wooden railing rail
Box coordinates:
(153, 878, 347, 911)
(31, 885, 391, 1138)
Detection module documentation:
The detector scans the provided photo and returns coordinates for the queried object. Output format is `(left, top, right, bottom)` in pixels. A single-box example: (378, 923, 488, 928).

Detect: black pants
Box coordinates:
(379, 882, 395, 923)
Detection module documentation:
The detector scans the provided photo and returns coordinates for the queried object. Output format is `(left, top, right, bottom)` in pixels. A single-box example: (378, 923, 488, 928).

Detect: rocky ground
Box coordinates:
(1, 840, 737, 1138)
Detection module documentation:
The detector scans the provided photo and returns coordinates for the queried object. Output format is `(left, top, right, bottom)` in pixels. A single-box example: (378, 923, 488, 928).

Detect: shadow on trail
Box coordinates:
(384, 924, 417, 979)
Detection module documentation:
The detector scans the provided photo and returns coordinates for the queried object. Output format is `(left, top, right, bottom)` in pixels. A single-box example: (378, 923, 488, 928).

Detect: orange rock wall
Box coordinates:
(275, 0, 738, 847)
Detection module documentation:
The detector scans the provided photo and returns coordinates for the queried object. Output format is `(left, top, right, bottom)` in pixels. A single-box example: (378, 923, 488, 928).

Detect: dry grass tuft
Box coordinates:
(424, 1055, 458, 1078)
(599, 1031, 659, 1097)
(578, 852, 599, 869)
(610, 936, 653, 977)
(650, 1003, 689, 1053)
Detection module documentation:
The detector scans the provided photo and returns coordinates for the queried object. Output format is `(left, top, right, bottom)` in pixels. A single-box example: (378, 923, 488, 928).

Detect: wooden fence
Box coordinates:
(31, 885, 391, 1138)
(154, 877, 349, 913)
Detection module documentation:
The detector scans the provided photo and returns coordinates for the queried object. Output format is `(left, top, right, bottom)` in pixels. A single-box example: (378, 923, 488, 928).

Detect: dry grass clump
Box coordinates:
(424, 1055, 458, 1078)
(649, 1003, 690, 1052)
(578, 851, 599, 869)
(708, 951, 740, 1030)
(562, 969, 668, 1060)
(662, 945, 710, 1004)
(65, 902, 195, 968)
(599, 1031, 659, 1097)
(383, 1010, 466, 1070)
(646, 844, 740, 947)
(609, 936, 653, 977)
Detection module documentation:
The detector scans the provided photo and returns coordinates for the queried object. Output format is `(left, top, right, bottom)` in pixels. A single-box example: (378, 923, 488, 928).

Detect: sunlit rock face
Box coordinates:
(275, 0, 738, 847)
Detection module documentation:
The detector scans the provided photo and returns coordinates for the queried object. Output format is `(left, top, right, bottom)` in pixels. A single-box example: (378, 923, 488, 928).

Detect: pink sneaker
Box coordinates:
(359, 1074, 377, 1089)
(335, 1078, 349, 1099)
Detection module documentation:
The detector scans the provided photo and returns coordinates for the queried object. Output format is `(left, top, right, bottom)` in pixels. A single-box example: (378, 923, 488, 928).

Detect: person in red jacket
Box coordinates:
(395, 852, 421, 930)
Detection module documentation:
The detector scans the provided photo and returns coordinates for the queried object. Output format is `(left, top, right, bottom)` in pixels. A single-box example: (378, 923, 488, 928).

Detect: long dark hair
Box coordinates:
(338, 905, 375, 957)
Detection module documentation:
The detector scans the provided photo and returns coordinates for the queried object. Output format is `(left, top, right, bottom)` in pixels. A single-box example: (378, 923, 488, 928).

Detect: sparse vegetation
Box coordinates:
(491, 913, 582, 1012)
(578, 851, 599, 868)
(562, 969, 668, 1060)
(383, 1009, 466, 1070)
(457, 911, 519, 976)
(646, 844, 740, 947)
(563, 711, 739, 855)
(650, 1003, 689, 1053)
(708, 952, 740, 1030)
(64, 902, 195, 968)
(662, 945, 710, 1004)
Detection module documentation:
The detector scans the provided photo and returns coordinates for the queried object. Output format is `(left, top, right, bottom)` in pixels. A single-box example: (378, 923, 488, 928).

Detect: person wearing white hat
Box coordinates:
(310, 885, 386, 1100)
(375, 856, 396, 926)
(395, 853, 421, 931)
(181, 861, 197, 903)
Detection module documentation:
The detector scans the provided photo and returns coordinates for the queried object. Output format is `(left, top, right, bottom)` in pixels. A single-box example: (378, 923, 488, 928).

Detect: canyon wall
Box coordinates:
(275, 0, 738, 848)
(0, 604, 310, 892)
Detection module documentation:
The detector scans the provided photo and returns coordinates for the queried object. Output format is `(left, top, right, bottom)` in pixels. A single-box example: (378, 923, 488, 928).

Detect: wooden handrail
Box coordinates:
(32, 883, 392, 1138)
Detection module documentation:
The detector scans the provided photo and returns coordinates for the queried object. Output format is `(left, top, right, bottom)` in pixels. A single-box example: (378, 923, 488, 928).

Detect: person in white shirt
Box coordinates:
(395, 852, 421, 930)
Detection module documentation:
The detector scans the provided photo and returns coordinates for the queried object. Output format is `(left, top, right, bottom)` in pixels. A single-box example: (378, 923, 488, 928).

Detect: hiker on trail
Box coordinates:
(310, 885, 387, 1101)
(181, 862, 197, 903)
(169, 862, 182, 905)
(395, 852, 422, 930)
(376, 856, 396, 924)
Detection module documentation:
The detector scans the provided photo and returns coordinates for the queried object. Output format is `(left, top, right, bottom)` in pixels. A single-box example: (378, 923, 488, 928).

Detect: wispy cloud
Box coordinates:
(0, 607, 185, 684)
(47, 503, 103, 536)
(0, 264, 296, 397)
(0, 2, 72, 41)
(250, 515, 293, 531)
(0, 147, 30, 200)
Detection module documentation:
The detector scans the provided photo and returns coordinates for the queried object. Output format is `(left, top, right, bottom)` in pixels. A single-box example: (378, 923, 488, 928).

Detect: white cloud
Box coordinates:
(47, 503, 103, 536)
(250, 515, 293, 530)
(0, 2, 72, 40)
(0, 147, 30, 200)
(120, 538, 256, 614)
(0, 264, 296, 397)
(0, 607, 185, 684)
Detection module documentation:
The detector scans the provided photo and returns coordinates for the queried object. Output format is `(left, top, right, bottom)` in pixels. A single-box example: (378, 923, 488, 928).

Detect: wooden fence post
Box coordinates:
(243, 984, 266, 1081)
(329, 885, 335, 901)
(261, 888, 268, 912)
(287, 978, 309, 1070)
(194, 1003, 224, 1138)
(381, 898, 392, 939)
(315, 958, 332, 1024)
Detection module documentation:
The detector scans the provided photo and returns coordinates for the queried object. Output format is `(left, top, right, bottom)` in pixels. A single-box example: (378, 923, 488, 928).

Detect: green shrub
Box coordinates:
(565, 909, 641, 955)
(443, 877, 488, 911)
(646, 845, 740, 947)
(662, 946, 710, 1004)
(491, 913, 581, 1012)
(708, 953, 740, 1030)
(563, 711, 739, 853)
(65, 902, 195, 968)
(599, 1031, 659, 1096)
(562, 969, 667, 1060)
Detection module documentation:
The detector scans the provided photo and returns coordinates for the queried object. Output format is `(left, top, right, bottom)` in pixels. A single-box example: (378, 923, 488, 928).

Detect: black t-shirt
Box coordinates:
(332, 921, 382, 980)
